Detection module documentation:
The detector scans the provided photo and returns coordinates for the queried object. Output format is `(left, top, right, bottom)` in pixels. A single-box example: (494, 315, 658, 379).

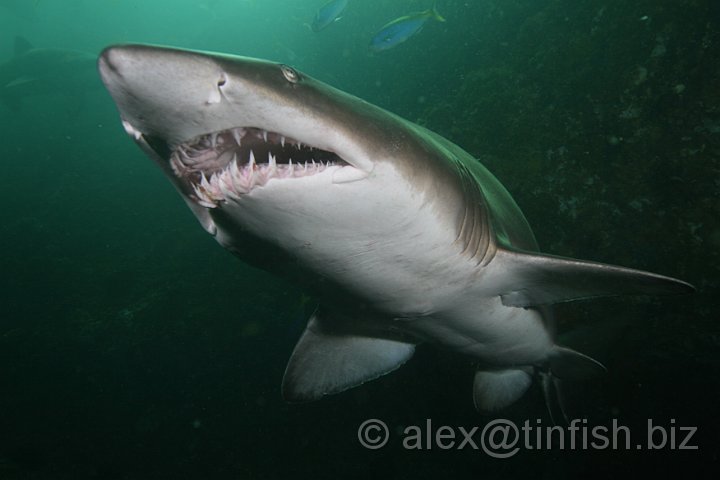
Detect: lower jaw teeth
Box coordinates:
(191, 157, 334, 207)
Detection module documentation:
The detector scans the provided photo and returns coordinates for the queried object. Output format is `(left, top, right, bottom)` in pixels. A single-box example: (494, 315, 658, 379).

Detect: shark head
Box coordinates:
(97, 44, 472, 301)
(97, 45, 391, 205)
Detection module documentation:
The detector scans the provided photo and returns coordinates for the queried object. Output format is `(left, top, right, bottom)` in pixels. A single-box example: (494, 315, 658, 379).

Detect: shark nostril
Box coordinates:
(206, 74, 228, 105)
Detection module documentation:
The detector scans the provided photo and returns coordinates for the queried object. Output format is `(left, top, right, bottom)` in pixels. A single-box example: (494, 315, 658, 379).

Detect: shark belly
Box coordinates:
(208, 162, 472, 317)
(395, 297, 553, 366)
(207, 162, 554, 374)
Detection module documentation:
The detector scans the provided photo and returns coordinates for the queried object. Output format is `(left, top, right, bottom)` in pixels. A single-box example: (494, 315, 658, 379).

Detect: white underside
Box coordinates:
(207, 161, 553, 367)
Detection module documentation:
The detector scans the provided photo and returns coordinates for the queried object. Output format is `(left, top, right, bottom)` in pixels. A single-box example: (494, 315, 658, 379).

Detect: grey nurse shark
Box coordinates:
(98, 44, 694, 416)
(0, 36, 98, 111)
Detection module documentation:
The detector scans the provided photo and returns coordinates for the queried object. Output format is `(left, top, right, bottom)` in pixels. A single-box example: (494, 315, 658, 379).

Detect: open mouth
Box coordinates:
(169, 127, 349, 208)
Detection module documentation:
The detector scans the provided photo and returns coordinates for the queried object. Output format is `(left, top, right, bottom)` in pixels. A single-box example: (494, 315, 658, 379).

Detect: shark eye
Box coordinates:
(280, 65, 299, 83)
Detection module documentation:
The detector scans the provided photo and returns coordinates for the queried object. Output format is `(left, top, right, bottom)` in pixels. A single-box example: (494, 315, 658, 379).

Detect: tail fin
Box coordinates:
(474, 346, 606, 423)
(540, 371, 568, 424)
(549, 345, 607, 379)
(543, 346, 607, 424)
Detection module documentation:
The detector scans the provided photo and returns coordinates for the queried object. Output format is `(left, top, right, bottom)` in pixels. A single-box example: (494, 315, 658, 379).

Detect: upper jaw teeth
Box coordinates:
(168, 126, 348, 208)
(232, 129, 243, 145)
(188, 152, 335, 208)
(122, 119, 143, 141)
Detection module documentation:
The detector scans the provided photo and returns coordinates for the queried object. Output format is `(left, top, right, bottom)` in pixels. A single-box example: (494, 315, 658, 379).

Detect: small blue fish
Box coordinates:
(311, 0, 349, 32)
(370, 5, 446, 52)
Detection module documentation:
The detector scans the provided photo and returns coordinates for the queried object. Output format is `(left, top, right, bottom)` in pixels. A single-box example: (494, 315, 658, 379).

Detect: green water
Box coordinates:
(1, 0, 718, 478)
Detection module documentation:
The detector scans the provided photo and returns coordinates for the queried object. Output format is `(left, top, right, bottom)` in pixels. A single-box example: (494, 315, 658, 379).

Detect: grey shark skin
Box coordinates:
(98, 44, 693, 414)
(0, 37, 99, 110)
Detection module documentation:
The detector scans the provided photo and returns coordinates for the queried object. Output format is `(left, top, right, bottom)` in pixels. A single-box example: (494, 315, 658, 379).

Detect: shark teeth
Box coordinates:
(171, 126, 348, 208)
(231, 128, 243, 146)
(189, 149, 335, 208)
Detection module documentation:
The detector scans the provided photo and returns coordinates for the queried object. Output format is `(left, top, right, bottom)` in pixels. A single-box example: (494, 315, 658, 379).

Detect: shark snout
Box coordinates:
(98, 46, 123, 78)
(98, 45, 145, 84)
(98, 45, 170, 87)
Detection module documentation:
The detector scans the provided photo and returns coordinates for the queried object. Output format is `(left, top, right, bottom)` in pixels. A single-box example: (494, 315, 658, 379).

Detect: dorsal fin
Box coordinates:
(14, 36, 34, 57)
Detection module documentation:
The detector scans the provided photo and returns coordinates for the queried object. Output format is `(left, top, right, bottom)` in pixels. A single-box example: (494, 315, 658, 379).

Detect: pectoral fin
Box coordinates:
(282, 309, 415, 402)
(493, 249, 694, 308)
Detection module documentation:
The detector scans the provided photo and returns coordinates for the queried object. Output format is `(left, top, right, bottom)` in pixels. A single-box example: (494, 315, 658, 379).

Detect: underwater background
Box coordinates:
(0, 0, 718, 478)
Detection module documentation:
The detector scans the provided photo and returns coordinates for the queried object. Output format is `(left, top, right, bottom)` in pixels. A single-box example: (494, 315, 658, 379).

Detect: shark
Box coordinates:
(0, 36, 99, 111)
(97, 44, 694, 416)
